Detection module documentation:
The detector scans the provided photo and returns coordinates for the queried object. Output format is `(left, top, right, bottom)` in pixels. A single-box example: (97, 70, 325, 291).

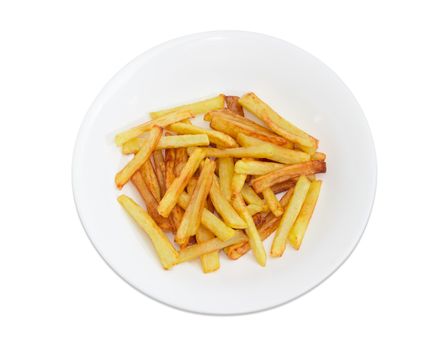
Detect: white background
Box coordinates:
(1, 1, 438, 349)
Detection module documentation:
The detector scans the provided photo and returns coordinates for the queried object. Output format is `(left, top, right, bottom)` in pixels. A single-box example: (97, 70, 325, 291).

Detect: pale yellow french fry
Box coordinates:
(234, 159, 286, 175)
(241, 184, 266, 208)
(262, 188, 284, 217)
(232, 194, 266, 266)
(115, 111, 192, 146)
(115, 126, 162, 189)
(122, 134, 210, 154)
(271, 176, 310, 257)
(140, 158, 161, 202)
(117, 195, 178, 269)
(289, 180, 322, 250)
(178, 192, 236, 241)
(167, 123, 238, 148)
(246, 204, 265, 216)
(239, 92, 317, 152)
(177, 231, 247, 264)
(231, 173, 247, 194)
(218, 157, 234, 201)
(196, 226, 220, 273)
(176, 159, 215, 244)
(209, 175, 247, 229)
(311, 152, 326, 161)
(150, 94, 225, 119)
(158, 148, 206, 217)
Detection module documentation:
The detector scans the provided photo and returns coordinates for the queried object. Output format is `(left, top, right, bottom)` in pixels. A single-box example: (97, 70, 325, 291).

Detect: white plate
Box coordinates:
(72, 31, 376, 315)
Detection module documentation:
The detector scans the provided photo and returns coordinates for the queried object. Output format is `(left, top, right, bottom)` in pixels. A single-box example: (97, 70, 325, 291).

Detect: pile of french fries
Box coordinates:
(115, 93, 326, 272)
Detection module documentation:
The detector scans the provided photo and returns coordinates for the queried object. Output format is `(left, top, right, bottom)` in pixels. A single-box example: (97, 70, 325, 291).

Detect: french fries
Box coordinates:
(232, 194, 266, 266)
(176, 159, 215, 244)
(115, 111, 192, 146)
(209, 175, 247, 229)
(271, 176, 311, 257)
(115, 126, 163, 189)
(150, 94, 225, 119)
(122, 134, 210, 154)
(239, 92, 317, 153)
(115, 92, 326, 273)
(158, 148, 206, 217)
(251, 160, 326, 193)
(168, 123, 238, 148)
(118, 195, 178, 269)
(289, 180, 322, 250)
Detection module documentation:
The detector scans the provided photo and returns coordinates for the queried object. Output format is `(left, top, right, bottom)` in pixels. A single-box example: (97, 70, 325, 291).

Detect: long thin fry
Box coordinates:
(158, 148, 206, 217)
(140, 158, 161, 202)
(117, 195, 178, 269)
(289, 180, 322, 250)
(153, 150, 167, 199)
(174, 148, 188, 177)
(262, 188, 283, 217)
(196, 226, 220, 273)
(218, 157, 234, 201)
(122, 134, 210, 154)
(115, 126, 162, 189)
(168, 123, 238, 148)
(231, 173, 247, 194)
(115, 111, 192, 146)
(234, 159, 286, 175)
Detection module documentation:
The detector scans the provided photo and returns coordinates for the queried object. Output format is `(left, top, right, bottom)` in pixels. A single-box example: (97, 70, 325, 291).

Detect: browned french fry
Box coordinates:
(289, 180, 322, 250)
(251, 160, 326, 193)
(153, 150, 167, 199)
(115, 111, 192, 146)
(175, 159, 215, 244)
(196, 226, 220, 273)
(234, 159, 286, 175)
(131, 172, 173, 231)
(174, 148, 188, 177)
(167, 123, 238, 148)
(239, 92, 317, 153)
(225, 95, 244, 116)
(117, 195, 178, 269)
(218, 157, 234, 201)
(271, 179, 298, 194)
(177, 231, 247, 264)
(122, 134, 210, 154)
(186, 177, 198, 197)
(150, 94, 225, 119)
(232, 194, 266, 266)
(158, 148, 206, 217)
(115, 126, 163, 189)
(271, 176, 311, 257)
(262, 188, 284, 217)
(140, 158, 161, 202)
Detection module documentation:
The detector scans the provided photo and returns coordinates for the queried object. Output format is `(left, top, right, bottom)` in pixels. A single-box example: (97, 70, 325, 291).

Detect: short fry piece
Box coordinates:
(158, 148, 206, 217)
(176, 159, 215, 244)
(168, 123, 238, 148)
(241, 184, 266, 208)
(251, 160, 326, 193)
(122, 134, 210, 154)
(209, 175, 247, 229)
(311, 152, 326, 161)
(225, 96, 244, 116)
(115, 126, 162, 189)
(271, 176, 310, 257)
(117, 195, 178, 269)
(140, 159, 161, 202)
(232, 194, 266, 266)
(289, 180, 322, 250)
(262, 188, 284, 217)
(234, 159, 286, 175)
(231, 173, 247, 194)
(115, 111, 191, 146)
(196, 226, 220, 273)
(177, 231, 247, 264)
(218, 157, 234, 201)
(150, 94, 225, 119)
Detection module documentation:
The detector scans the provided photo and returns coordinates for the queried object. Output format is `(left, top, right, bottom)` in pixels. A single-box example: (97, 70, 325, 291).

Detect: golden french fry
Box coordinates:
(174, 148, 188, 177)
(115, 111, 192, 146)
(231, 172, 247, 194)
(311, 152, 326, 161)
(234, 159, 286, 175)
(115, 126, 163, 189)
(186, 177, 198, 197)
(122, 134, 210, 154)
(246, 203, 265, 216)
(150, 94, 225, 119)
(177, 231, 247, 264)
(158, 148, 206, 217)
(270, 179, 297, 194)
(167, 123, 238, 148)
(117, 195, 178, 269)
(225, 188, 295, 259)
(241, 184, 266, 208)
(153, 150, 167, 199)
(239, 92, 317, 152)
(251, 160, 326, 193)
(218, 157, 234, 201)
(271, 176, 310, 257)
(225, 95, 244, 116)
(289, 180, 322, 249)
(131, 172, 173, 231)
(262, 188, 283, 217)
(232, 194, 266, 266)
(176, 159, 215, 244)
(196, 226, 220, 273)
(140, 158, 161, 202)
(209, 175, 247, 229)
